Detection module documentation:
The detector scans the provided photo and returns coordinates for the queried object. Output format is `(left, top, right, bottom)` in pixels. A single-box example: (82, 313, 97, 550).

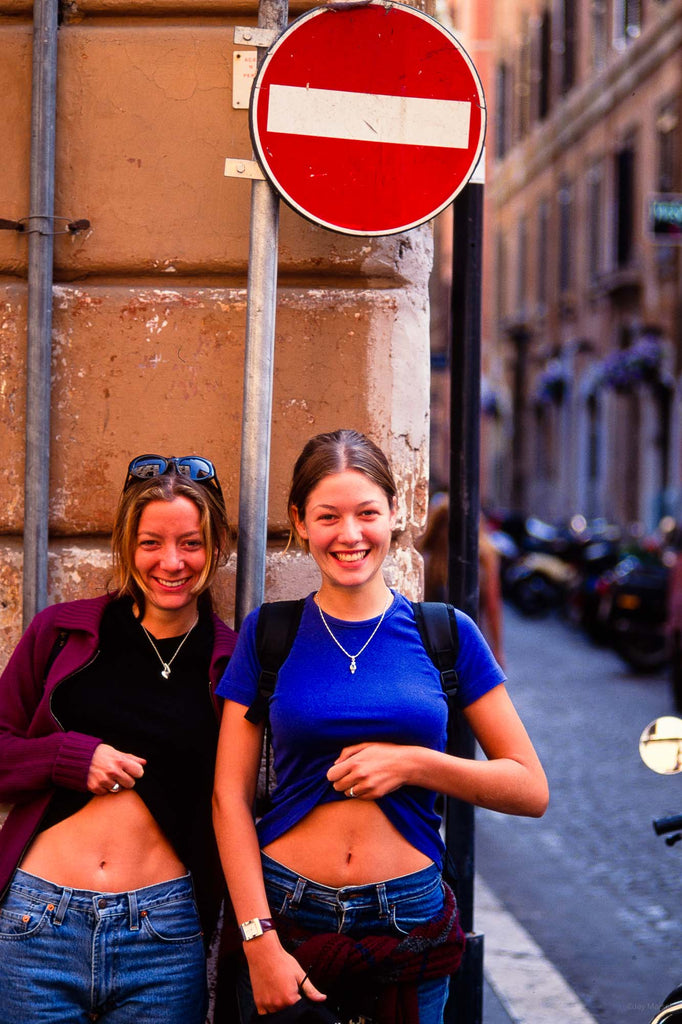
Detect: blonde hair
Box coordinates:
(111, 472, 229, 609)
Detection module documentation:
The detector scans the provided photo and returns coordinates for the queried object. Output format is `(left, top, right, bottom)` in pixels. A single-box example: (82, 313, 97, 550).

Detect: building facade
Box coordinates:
(483, 0, 682, 530)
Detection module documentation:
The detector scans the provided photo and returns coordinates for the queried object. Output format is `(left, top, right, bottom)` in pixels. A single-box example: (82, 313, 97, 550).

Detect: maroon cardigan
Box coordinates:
(0, 594, 236, 903)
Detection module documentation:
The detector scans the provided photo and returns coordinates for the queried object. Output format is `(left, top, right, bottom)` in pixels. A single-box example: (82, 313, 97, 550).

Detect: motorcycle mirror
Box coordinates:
(651, 992, 682, 1024)
(639, 717, 682, 775)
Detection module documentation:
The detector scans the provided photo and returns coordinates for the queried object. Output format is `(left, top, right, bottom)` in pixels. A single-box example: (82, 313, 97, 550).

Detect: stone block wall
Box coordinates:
(0, 0, 433, 663)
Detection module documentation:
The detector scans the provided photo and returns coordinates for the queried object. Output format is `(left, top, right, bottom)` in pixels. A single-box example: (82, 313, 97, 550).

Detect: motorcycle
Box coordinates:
(639, 716, 682, 1023)
(494, 515, 577, 615)
(594, 554, 670, 672)
(499, 514, 620, 619)
(563, 527, 623, 640)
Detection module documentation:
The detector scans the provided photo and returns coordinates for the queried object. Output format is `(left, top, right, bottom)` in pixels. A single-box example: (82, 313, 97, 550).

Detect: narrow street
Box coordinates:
(475, 604, 681, 1024)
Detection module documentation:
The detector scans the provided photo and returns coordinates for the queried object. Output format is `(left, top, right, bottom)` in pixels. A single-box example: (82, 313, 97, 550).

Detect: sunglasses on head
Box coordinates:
(125, 454, 223, 500)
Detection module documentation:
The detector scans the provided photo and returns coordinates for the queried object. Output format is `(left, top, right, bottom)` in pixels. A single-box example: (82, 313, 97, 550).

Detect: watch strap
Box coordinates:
(239, 917, 276, 941)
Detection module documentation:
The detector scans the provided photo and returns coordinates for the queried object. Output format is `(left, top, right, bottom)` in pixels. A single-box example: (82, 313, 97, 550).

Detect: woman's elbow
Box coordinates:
(212, 778, 255, 827)
(526, 774, 550, 817)
(212, 779, 231, 827)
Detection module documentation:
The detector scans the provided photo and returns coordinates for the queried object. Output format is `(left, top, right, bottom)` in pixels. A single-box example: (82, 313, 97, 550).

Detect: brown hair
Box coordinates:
(287, 429, 397, 550)
(111, 471, 229, 609)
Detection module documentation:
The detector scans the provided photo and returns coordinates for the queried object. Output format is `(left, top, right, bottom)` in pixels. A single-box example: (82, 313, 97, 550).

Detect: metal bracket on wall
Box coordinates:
(233, 26, 278, 47)
(0, 215, 90, 235)
(224, 159, 266, 181)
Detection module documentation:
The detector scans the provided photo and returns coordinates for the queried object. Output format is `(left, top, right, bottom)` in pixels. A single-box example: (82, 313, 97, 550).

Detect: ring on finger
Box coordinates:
(110, 782, 121, 793)
(348, 786, 355, 798)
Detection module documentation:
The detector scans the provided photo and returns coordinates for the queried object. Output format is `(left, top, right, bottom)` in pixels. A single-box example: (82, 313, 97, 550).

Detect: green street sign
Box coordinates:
(647, 193, 682, 243)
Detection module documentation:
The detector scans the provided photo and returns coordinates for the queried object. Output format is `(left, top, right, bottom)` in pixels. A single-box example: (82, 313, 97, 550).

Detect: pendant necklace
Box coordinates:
(141, 617, 198, 679)
(316, 592, 391, 674)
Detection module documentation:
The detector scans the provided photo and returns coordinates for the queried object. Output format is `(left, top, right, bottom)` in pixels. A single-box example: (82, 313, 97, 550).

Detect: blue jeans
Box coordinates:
(0, 868, 208, 1024)
(240, 854, 450, 1023)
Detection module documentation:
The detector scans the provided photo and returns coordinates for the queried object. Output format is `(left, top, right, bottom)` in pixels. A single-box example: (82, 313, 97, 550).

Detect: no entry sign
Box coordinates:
(250, 1, 486, 236)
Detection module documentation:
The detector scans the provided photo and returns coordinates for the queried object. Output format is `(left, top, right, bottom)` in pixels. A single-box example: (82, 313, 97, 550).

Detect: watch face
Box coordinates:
(242, 919, 262, 941)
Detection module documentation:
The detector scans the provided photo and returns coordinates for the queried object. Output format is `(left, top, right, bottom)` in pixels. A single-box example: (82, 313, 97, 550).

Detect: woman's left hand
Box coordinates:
(327, 743, 410, 799)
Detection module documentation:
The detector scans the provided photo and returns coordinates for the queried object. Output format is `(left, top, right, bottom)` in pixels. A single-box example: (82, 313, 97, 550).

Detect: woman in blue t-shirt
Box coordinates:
(213, 429, 548, 1023)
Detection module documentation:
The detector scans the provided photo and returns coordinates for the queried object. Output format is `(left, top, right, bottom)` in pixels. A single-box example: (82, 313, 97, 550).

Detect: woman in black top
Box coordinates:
(0, 455, 237, 1024)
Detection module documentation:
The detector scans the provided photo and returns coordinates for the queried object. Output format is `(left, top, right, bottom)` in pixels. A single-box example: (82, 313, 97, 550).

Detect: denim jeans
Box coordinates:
(239, 854, 450, 1024)
(0, 868, 208, 1024)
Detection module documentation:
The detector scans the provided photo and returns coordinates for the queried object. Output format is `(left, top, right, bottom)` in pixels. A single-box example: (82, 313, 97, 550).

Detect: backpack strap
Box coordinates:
(411, 601, 460, 705)
(245, 599, 306, 725)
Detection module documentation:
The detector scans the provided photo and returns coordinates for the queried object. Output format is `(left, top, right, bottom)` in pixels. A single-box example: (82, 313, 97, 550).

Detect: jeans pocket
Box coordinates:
(0, 892, 51, 939)
(141, 897, 204, 943)
(389, 880, 446, 937)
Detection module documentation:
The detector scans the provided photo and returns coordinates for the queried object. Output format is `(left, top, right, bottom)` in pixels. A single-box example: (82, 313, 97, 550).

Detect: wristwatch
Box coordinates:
(239, 917, 276, 942)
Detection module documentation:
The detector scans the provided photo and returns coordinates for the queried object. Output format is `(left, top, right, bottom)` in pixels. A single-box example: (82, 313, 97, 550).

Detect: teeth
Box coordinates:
(157, 579, 188, 588)
(334, 551, 366, 562)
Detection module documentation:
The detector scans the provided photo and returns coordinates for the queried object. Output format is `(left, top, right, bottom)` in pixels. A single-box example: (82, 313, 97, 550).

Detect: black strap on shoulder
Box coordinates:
(245, 599, 306, 725)
(43, 629, 69, 682)
(411, 601, 460, 704)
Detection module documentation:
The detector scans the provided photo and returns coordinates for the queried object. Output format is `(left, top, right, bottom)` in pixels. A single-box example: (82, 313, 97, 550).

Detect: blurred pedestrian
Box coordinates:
(419, 494, 505, 667)
(478, 517, 505, 669)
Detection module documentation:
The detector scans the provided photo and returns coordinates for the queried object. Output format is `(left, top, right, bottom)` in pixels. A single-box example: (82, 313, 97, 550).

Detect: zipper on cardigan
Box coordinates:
(48, 650, 101, 730)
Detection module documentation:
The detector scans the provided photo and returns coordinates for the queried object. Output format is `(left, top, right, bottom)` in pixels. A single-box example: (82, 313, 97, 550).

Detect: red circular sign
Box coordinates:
(250, 1, 486, 236)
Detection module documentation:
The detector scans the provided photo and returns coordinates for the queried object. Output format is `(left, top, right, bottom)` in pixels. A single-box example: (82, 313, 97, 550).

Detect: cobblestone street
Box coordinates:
(476, 604, 681, 1024)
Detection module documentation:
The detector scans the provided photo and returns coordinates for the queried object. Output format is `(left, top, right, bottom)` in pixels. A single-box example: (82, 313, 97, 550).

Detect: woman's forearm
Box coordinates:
(212, 791, 271, 924)
(406, 745, 549, 817)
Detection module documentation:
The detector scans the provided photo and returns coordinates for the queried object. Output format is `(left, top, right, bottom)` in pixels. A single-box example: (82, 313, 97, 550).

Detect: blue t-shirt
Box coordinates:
(217, 591, 505, 869)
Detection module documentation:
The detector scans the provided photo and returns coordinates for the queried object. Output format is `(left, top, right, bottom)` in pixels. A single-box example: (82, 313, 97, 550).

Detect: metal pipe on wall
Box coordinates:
(22, 0, 59, 628)
(234, 0, 289, 629)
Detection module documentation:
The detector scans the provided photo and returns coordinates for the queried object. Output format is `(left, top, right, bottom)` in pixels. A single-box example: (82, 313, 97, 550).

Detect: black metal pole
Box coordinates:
(444, 178, 484, 1024)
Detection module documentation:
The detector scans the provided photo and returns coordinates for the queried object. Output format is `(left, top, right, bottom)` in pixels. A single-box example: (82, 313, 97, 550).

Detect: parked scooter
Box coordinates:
(563, 522, 622, 639)
(638, 716, 682, 1023)
(494, 515, 577, 615)
(498, 514, 619, 618)
(593, 554, 670, 672)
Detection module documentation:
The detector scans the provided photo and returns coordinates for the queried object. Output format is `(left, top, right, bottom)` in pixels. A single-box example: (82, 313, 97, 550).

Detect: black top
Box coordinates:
(43, 598, 220, 920)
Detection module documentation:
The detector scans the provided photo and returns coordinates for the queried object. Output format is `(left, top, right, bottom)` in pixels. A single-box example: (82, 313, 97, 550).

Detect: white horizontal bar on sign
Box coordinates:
(267, 85, 471, 149)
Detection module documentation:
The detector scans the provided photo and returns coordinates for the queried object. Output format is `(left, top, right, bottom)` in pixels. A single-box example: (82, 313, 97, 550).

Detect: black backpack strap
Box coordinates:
(245, 599, 306, 725)
(411, 601, 460, 705)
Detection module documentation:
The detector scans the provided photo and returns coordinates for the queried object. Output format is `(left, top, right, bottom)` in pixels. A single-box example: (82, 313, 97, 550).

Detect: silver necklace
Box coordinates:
(141, 617, 198, 679)
(316, 592, 391, 674)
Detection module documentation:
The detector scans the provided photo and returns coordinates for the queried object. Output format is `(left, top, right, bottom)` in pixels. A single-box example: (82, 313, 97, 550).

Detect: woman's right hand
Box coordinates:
(87, 743, 146, 795)
(246, 934, 326, 1015)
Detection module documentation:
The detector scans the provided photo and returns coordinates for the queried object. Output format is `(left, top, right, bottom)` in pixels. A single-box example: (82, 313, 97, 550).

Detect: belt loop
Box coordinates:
(376, 882, 389, 919)
(291, 877, 307, 908)
(54, 887, 72, 927)
(128, 890, 140, 930)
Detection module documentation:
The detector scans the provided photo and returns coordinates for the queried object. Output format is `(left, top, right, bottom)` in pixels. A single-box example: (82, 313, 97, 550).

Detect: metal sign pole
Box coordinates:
(22, 0, 59, 628)
(445, 171, 485, 1024)
(234, 0, 289, 630)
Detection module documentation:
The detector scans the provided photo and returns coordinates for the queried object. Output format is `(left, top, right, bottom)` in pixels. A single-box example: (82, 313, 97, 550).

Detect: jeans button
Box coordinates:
(98, 898, 107, 909)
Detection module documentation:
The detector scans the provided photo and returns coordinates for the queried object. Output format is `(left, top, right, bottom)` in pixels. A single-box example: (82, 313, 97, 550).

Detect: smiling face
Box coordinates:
(293, 469, 397, 604)
(133, 496, 207, 631)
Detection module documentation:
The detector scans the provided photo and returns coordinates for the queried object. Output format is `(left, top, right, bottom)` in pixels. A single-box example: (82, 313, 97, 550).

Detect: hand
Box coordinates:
(327, 742, 411, 799)
(87, 743, 146, 795)
(246, 935, 326, 1015)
